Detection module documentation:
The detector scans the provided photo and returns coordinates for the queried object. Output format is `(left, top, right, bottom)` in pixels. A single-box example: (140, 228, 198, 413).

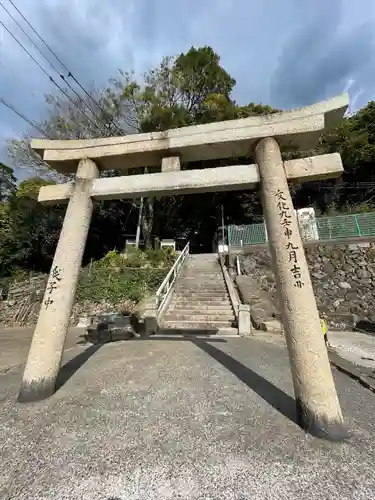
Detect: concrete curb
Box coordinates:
(328, 349, 375, 394)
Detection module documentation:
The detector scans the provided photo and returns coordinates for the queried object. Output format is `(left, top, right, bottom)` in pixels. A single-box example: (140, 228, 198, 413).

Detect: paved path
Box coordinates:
(1, 331, 375, 499)
(329, 330, 375, 369)
(0, 327, 86, 373)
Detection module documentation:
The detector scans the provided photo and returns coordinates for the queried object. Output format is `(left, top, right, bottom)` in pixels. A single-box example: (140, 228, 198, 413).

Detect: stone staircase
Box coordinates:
(161, 254, 237, 334)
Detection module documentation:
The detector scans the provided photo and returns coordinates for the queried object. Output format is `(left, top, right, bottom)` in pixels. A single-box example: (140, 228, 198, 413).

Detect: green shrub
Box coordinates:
(122, 247, 147, 268)
(76, 267, 167, 304)
(76, 248, 176, 305)
(94, 250, 124, 268)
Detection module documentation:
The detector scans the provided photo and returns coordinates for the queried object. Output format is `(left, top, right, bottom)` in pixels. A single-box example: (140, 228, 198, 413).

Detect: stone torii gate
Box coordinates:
(19, 94, 349, 441)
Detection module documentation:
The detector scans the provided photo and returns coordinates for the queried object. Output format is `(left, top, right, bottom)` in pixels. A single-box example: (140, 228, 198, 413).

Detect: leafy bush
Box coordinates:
(145, 248, 176, 267)
(94, 249, 124, 268)
(76, 267, 167, 304)
(122, 246, 148, 268)
(93, 247, 177, 270)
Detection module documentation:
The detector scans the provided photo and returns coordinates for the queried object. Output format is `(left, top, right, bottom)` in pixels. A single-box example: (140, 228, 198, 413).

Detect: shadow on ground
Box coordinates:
(157, 327, 221, 336)
(191, 339, 297, 424)
(355, 321, 375, 335)
(56, 344, 102, 390)
(56, 331, 297, 426)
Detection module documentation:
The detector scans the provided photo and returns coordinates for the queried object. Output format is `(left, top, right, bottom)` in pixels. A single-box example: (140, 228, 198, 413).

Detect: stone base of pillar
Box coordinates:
(296, 398, 350, 441)
(18, 377, 56, 403)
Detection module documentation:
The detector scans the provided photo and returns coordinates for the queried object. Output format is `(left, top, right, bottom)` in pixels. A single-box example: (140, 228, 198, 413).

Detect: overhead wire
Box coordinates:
(4, 0, 125, 135)
(0, 96, 48, 136)
(0, 1, 115, 135)
(0, 96, 59, 172)
(0, 17, 107, 136)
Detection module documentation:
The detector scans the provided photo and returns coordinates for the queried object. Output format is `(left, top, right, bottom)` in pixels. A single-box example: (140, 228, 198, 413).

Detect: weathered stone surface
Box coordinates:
(357, 269, 371, 279)
(240, 240, 375, 329)
(338, 281, 351, 289)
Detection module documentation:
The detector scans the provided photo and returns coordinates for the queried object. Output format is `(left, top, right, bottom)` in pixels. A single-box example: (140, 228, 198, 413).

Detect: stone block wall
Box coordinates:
(238, 238, 375, 329)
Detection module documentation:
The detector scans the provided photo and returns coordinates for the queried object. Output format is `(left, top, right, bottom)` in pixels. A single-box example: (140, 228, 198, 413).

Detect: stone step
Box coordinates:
(162, 320, 236, 329)
(176, 287, 227, 293)
(158, 327, 239, 337)
(176, 285, 226, 291)
(185, 259, 218, 262)
(164, 313, 235, 322)
(173, 294, 230, 300)
(176, 286, 226, 291)
(179, 277, 224, 282)
(184, 267, 220, 272)
(177, 288, 226, 293)
(183, 267, 221, 270)
(182, 271, 222, 274)
(175, 286, 227, 292)
(171, 299, 232, 307)
(178, 278, 225, 283)
(183, 271, 220, 274)
(188, 253, 217, 257)
(168, 304, 234, 313)
(173, 292, 230, 298)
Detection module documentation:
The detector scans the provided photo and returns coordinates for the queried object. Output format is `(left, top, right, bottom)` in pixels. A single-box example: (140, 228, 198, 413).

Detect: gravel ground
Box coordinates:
(1, 333, 375, 499)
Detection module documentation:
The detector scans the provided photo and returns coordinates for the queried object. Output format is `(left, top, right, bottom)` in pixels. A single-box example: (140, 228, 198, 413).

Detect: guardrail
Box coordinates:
(156, 242, 190, 313)
(227, 211, 375, 246)
(219, 255, 240, 325)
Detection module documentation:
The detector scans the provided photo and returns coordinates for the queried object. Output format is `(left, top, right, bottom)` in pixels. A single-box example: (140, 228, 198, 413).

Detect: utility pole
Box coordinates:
(135, 198, 144, 248)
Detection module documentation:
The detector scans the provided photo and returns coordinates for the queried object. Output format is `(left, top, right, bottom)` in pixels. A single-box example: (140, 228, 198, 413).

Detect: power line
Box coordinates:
(5, 0, 69, 72)
(0, 96, 48, 136)
(4, 0, 125, 135)
(0, 4, 114, 135)
(0, 2, 62, 76)
(0, 17, 106, 135)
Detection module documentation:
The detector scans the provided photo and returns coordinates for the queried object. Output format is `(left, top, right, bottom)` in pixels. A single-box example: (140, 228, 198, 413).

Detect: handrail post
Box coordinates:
(354, 214, 361, 236)
(236, 255, 241, 275)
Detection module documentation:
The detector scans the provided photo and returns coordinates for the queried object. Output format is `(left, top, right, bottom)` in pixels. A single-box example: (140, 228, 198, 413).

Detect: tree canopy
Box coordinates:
(2, 45, 375, 278)
(0, 162, 16, 202)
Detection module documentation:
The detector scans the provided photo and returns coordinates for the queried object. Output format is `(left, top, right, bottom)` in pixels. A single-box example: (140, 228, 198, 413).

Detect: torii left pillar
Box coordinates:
(18, 158, 99, 402)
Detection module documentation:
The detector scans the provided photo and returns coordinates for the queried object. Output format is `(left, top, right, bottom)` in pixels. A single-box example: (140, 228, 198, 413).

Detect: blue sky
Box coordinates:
(1, 0, 375, 180)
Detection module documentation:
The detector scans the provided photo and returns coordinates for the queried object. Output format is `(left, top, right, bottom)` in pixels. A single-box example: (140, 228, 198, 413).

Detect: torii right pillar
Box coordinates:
(256, 137, 348, 441)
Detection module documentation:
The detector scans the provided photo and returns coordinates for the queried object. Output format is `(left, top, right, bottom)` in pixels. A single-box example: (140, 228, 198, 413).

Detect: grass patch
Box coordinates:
(76, 267, 168, 304)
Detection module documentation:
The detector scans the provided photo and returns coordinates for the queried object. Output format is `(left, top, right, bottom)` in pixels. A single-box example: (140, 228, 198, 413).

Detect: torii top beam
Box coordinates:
(31, 94, 349, 174)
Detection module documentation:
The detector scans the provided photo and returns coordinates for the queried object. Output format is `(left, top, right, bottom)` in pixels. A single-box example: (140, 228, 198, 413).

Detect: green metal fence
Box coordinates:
(228, 223, 268, 246)
(227, 212, 375, 247)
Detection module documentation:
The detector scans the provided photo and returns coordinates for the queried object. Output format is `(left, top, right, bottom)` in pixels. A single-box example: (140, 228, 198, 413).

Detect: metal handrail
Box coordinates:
(156, 242, 190, 312)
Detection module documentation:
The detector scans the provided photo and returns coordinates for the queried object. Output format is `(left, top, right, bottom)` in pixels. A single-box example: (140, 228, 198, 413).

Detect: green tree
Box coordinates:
(16, 176, 56, 200)
(113, 46, 279, 247)
(0, 162, 16, 202)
